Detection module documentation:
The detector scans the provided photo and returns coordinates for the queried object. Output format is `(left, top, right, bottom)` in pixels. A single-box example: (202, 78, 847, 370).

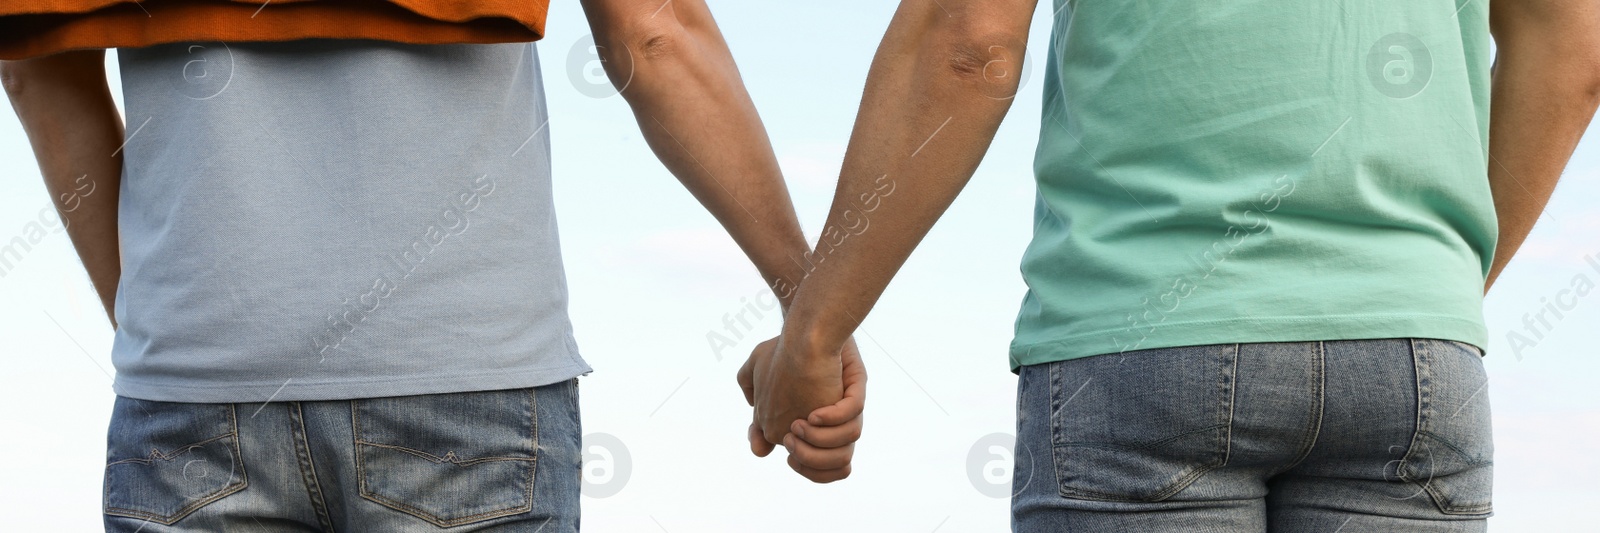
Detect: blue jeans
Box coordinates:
(1012, 339, 1493, 532)
(103, 380, 582, 532)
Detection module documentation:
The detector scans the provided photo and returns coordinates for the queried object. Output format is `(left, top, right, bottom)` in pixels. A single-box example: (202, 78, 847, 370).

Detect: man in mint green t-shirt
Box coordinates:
(738, 0, 1599, 529)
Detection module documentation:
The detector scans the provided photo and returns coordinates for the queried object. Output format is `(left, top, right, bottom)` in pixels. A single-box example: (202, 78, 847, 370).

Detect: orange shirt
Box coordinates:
(0, 0, 549, 60)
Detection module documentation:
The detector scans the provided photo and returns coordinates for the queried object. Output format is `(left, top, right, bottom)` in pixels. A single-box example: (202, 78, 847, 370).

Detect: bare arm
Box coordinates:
(740, 0, 1037, 471)
(579, 0, 811, 307)
(580, 0, 869, 483)
(2, 50, 123, 326)
(781, 0, 1037, 346)
(1484, 0, 1600, 290)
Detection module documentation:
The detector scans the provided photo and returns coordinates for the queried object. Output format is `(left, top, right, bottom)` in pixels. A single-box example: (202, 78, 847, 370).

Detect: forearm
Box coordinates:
(583, 0, 810, 308)
(2, 50, 123, 325)
(1484, 0, 1600, 291)
(785, 1, 1035, 349)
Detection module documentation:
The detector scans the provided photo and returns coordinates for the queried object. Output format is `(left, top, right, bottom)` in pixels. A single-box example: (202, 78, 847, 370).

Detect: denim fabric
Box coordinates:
(1013, 339, 1492, 532)
(103, 380, 582, 532)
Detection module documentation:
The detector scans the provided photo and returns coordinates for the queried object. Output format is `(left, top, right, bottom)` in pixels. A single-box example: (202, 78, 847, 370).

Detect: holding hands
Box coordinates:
(727, 0, 1030, 479)
(738, 331, 866, 483)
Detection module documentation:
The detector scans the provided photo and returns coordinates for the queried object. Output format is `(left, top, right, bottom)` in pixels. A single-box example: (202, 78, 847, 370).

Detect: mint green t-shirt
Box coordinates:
(1011, 0, 1496, 368)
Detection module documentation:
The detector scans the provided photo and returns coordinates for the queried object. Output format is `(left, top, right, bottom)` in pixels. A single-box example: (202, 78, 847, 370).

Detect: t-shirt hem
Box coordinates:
(1009, 313, 1487, 372)
(111, 361, 595, 403)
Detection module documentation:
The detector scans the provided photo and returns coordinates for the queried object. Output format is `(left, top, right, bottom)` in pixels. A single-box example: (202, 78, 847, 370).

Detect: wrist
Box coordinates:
(757, 238, 812, 316)
(780, 303, 852, 362)
(768, 273, 801, 315)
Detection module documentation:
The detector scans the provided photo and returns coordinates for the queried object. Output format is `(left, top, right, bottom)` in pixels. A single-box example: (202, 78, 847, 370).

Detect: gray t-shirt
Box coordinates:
(111, 39, 590, 402)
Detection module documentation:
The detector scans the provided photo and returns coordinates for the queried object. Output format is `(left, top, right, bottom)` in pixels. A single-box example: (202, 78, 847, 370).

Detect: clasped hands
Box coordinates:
(736, 326, 866, 483)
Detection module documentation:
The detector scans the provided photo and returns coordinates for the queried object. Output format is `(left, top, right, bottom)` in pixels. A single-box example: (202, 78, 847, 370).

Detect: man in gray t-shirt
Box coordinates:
(3, 0, 866, 530)
(111, 39, 590, 402)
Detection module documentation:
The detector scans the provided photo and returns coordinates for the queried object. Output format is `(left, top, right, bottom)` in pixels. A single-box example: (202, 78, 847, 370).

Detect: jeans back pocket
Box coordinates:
(1049, 344, 1238, 502)
(1400, 339, 1493, 515)
(352, 388, 539, 527)
(103, 398, 248, 525)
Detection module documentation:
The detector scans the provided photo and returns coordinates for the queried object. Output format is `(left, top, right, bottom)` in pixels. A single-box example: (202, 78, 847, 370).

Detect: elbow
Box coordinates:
(943, 40, 1025, 87)
(2, 50, 106, 100)
(1493, 11, 1600, 107)
(0, 61, 26, 98)
(592, 16, 693, 87)
(1583, 57, 1600, 108)
(1570, 36, 1600, 106)
(1563, 48, 1600, 110)
(933, 24, 1031, 100)
(603, 23, 687, 64)
(630, 25, 685, 63)
(918, 0, 1035, 98)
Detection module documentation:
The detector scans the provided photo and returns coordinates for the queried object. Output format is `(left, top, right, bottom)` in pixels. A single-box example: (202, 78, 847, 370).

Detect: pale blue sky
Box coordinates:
(2, 2, 1597, 531)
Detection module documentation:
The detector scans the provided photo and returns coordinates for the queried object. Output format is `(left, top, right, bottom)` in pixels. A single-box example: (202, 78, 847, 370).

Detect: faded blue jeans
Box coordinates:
(103, 380, 582, 532)
(1013, 339, 1493, 532)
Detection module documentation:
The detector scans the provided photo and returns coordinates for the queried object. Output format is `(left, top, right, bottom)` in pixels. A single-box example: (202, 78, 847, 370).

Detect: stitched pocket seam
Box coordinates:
(1050, 344, 1238, 503)
(1400, 339, 1494, 516)
(351, 389, 539, 528)
(353, 440, 537, 467)
(104, 403, 249, 526)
